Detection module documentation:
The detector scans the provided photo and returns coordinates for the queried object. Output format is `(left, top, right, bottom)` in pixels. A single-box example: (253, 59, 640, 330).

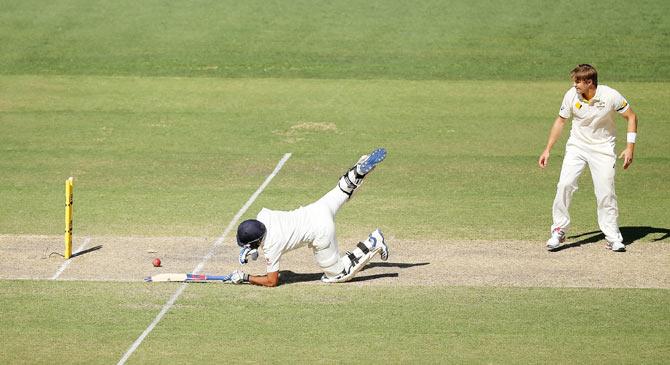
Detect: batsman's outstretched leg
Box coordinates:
(321, 228, 389, 283)
(337, 148, 387, 196)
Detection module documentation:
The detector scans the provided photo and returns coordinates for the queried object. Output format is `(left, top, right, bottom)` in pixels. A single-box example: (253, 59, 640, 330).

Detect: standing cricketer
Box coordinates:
(539, 64, 638, 252)
(229, 148, 389, 286)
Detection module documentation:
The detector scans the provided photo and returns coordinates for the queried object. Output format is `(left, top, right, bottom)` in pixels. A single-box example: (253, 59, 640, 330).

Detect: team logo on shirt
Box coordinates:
(575, 101, 582, 109)
(616, 100, 628, 112)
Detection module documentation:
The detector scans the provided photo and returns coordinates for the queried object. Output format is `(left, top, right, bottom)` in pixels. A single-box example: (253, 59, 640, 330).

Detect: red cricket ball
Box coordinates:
(152, 258, 161, 267)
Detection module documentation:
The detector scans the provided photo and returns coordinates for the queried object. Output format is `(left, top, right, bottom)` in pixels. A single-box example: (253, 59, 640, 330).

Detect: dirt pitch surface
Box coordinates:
(1, 234, 668, 288)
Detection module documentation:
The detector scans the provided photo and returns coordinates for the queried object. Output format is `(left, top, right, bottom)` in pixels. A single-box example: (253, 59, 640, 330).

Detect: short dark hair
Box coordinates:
(570, 64, 598, 85)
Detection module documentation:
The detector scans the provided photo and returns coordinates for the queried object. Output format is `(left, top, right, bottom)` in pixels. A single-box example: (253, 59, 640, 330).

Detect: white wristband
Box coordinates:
(627, 132, 637, 144)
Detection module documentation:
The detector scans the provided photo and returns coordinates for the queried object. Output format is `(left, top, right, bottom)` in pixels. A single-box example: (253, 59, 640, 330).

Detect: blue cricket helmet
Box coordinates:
(236, 219, 266, 248)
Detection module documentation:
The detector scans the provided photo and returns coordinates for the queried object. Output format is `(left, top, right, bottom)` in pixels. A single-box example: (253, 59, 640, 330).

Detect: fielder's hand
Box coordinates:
(230, 270, 249, 284)
(618, 147, 634, 169)
(538, 150, 550, 168)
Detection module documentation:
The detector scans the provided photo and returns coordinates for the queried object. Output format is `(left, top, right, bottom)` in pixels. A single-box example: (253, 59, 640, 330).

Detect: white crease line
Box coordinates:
(192, 152, 292, 275)
(51, 237, 91, 280)
(117, 153, 291, 365)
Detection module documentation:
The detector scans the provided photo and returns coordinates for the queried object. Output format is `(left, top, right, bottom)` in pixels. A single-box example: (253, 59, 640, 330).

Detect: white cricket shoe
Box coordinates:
(369, 228, 389, 261)
(321, 272, 347, 283)
(546, 228, 565, 250)
(606, 241, 626, 252)
(356, 148, 387, 175)
(320, 229, 389, 284)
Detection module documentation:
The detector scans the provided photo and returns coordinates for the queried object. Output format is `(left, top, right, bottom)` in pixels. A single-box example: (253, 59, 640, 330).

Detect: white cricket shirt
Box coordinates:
(559, 85, 630, 145)
(256, 206, 326, 273)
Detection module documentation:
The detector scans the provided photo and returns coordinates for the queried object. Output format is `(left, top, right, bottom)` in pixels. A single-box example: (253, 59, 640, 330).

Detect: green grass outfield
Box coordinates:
(1, 0, 669, 364)
(1, 0, 669, 80)
(1, 75, 668, 240)
(1, 282, 668, 364)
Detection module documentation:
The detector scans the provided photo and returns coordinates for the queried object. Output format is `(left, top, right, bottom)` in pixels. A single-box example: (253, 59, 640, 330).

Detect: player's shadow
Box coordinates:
(364, 262, 431, 269)
(279, 262, 429, 285)
(554, 226, 668, 251)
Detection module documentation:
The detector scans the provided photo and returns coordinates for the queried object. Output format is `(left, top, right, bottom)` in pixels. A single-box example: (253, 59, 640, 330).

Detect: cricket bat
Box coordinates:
(144, 273, 231, 283)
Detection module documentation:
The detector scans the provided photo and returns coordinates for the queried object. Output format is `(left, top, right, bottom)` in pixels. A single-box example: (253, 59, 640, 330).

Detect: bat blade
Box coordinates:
(144, 273, 188, 282)
(144, 273, 231, 283)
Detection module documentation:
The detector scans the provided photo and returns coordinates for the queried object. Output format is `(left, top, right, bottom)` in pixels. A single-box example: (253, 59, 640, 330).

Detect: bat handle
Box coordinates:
(207, 275, 231, 281)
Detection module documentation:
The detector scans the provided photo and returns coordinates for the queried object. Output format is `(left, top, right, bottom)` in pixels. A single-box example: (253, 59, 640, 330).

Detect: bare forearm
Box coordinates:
(544, 116, 566, 152)
(538, 116, 566, 168)
(626, 113, 638, 133)
(623, 109, 637, 150)
(619, 108, 638, 169)
(248, 272, 279, 287)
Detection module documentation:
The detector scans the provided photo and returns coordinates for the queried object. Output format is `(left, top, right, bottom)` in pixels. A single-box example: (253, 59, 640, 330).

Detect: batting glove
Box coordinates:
(230, 270, 249, 284)
(239, 246, 259, 265)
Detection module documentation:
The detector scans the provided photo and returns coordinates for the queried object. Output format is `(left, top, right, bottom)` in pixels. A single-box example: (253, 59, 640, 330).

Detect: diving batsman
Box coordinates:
(230, 148, 389, 286)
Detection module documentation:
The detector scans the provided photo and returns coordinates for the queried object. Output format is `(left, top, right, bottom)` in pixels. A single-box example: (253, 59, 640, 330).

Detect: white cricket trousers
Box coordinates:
(551, 139, 623, 243)
(307, 186, 350, 277)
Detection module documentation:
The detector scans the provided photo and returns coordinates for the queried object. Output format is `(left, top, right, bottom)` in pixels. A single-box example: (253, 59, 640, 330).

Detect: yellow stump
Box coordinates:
(64, 177, 74, 259)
